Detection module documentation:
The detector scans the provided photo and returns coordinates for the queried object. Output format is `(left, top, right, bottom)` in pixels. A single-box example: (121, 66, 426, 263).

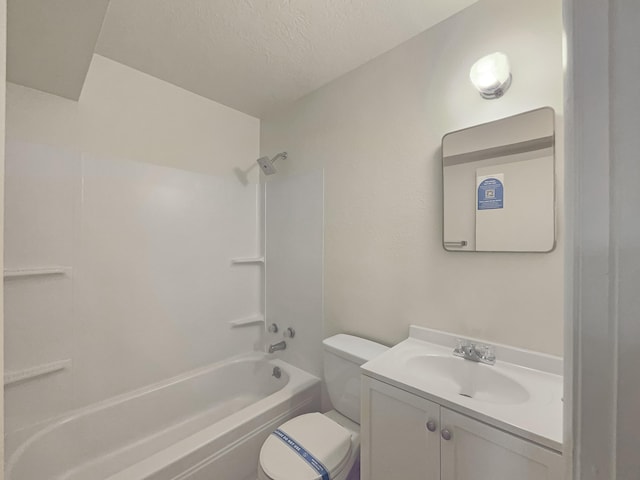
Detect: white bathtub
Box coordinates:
(6, 353, 320, 480)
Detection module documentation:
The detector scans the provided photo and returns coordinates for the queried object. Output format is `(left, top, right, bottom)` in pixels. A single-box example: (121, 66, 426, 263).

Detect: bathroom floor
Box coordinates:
(245, 462, 360, 480)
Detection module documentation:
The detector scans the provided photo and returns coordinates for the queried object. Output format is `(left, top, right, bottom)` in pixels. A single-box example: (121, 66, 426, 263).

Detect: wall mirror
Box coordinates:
(442, 107, 556, 252)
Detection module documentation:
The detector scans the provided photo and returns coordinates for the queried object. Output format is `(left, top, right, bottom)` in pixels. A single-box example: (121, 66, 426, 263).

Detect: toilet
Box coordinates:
(258, 334, 388, 480)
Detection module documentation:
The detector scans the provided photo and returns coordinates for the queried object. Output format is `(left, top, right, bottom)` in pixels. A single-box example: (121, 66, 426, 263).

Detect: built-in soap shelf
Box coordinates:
(230, 257, 264, 265)
(229, 256, 265, 327)
(4, 266, 72, 279)
(228, 315, 265, 328)
(4, 359, 72, 386)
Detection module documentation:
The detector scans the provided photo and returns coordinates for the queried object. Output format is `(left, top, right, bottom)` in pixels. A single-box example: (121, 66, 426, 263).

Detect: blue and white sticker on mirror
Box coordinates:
(477, 173, 504, 210)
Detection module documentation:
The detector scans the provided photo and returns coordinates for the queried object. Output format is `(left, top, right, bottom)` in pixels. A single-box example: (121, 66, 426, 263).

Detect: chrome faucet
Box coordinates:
(453, 339, 496, 365)
(268, 341, 287, 354)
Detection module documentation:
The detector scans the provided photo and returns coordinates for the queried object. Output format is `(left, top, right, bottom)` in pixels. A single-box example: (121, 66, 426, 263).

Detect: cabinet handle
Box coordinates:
(426, 420, 437, 432)
(441, 429, 452, 441)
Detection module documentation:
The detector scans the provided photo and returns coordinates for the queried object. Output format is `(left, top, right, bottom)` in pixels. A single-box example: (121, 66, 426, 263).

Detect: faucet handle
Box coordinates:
(475, 344, 496, 364)
(453, 339, 467, 356)
(268, 323, 279, 334)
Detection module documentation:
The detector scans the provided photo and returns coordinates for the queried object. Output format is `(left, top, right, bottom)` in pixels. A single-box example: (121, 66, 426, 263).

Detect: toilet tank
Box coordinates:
(323, 334, 388, 424)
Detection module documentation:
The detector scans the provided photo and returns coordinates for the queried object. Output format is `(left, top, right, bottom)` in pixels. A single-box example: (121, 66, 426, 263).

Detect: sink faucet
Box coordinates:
(268, 341, 287, 354)
(453, 339, 496, 365)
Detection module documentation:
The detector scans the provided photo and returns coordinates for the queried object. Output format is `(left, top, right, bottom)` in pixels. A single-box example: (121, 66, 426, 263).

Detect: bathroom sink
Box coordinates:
(361, 332, 564, 452)
(404, 355, 530, 405)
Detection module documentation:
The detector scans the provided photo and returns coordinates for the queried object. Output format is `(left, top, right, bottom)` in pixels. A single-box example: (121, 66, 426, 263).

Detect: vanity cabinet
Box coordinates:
(361, 376, 441, 480)
(361, 376, 563, 480)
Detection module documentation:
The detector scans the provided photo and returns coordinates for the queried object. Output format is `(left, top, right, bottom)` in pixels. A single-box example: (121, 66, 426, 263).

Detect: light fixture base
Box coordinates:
(478, 74, 512, 100)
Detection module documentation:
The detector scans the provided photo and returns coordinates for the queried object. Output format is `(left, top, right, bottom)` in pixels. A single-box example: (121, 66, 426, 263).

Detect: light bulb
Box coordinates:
(470, 52, 512, 99)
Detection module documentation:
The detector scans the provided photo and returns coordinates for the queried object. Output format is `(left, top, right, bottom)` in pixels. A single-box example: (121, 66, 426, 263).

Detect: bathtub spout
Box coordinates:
(268, 341, 286, 354)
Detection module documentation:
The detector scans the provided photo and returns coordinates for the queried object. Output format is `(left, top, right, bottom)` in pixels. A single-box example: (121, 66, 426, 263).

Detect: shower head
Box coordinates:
(257, 152, 287, 175)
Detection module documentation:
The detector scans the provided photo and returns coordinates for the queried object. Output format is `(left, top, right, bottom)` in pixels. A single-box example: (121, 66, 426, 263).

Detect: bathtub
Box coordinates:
(6, 353, 321, 480)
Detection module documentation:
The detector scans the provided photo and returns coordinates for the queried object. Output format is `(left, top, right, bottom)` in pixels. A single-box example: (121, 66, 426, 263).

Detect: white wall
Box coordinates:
(4, 55, 262, 437)
(7, 54, 260, 179)
(261, 0, 564, 355)
(1, 0, 7, 474)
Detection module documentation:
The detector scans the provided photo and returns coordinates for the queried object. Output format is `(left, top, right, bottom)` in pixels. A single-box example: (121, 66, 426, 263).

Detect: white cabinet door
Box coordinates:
(361, 376, 441, 480)
(440, 408, 563, 480)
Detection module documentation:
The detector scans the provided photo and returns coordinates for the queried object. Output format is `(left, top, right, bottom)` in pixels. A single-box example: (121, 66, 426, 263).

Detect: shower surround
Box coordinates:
(4, 140, 263, 436)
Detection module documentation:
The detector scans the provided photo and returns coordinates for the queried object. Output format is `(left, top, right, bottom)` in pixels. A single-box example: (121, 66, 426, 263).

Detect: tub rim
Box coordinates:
(7, 352, 319, 480)
(105, 358, 319, 480)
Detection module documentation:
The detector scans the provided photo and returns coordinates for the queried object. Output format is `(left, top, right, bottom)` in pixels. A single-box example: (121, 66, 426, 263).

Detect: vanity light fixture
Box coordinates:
(469, 52, 512, 99)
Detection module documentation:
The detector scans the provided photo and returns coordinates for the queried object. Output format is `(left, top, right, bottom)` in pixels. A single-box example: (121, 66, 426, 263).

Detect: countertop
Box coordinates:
(361, 326, 563, 452)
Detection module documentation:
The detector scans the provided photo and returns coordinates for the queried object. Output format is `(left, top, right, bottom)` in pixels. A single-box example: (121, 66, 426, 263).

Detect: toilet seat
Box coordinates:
(259, 413, 353, 480)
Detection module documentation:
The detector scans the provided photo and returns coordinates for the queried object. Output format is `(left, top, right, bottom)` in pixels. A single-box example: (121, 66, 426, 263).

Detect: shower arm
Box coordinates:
(272, 152, 287, 163)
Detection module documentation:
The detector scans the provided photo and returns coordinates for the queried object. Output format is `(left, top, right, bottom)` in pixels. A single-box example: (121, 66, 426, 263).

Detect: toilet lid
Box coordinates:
(260, 413, 352, 480)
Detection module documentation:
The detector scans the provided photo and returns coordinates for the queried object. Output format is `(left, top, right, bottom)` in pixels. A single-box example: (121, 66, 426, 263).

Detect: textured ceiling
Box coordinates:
(96, 0, 478, 117)
(7, 0, 110, 100)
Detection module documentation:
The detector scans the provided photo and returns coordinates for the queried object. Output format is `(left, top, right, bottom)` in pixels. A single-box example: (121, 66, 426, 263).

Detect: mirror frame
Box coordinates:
(441, 107, 557, 253)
